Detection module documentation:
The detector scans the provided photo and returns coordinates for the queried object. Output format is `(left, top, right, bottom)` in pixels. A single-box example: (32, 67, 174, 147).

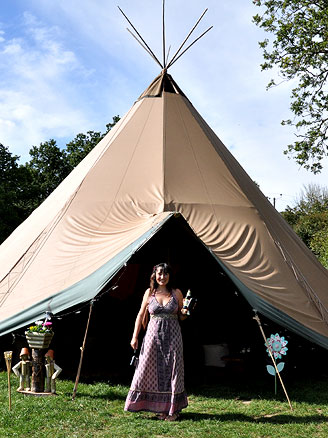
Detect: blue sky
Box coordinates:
(1, 0, 327, 210)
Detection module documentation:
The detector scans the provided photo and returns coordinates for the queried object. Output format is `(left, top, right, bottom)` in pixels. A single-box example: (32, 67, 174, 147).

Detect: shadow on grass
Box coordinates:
(182, 412, 328, 424)
(63, 390, 126, 401)
(189, 377, 328, 405)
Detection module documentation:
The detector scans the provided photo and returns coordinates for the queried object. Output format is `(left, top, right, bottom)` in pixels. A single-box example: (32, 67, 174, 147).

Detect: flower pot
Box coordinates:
(25, 332, 54, 349)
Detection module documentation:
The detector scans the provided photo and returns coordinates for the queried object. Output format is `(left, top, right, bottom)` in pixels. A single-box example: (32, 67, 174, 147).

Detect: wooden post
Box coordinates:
(4, 351, 13, 410)
(31, 348, 45, 393)
(72, 300, 94, 400)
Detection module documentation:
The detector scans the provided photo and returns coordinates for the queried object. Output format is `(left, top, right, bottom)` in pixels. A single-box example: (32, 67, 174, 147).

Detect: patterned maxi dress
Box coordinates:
(124, 291, 188, 415)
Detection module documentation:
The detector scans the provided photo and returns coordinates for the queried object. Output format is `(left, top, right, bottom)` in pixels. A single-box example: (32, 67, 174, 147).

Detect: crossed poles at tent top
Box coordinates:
(118, 1, 213, 72)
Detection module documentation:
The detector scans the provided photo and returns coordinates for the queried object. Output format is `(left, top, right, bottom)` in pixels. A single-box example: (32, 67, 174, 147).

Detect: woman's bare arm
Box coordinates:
(130, 288, 151, 350)
(175, 289, 188, 321)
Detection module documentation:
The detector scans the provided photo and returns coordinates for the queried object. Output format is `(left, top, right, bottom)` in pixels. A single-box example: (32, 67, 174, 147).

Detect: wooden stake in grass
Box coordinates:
(4, 351, 13, 411)
(253, 313, 293, 411)
(72, 300, 94, 401)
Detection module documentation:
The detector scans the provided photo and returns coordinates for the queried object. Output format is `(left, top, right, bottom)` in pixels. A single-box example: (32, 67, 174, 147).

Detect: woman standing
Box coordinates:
(124, 263, 188, 421)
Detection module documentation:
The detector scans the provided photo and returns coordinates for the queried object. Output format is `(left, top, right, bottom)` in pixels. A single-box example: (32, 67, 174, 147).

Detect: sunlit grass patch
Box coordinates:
(1, 372, 328, 437)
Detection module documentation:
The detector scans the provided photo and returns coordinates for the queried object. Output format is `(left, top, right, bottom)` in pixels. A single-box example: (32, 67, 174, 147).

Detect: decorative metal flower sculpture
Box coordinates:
(266, 333, 288, 360)
(265, 333, 289, 396)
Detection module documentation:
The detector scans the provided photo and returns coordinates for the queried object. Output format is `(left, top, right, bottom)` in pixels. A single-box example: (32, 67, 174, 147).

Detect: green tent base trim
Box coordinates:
(0, 214, 173, 336)
(2, 210, 328, 353)
(209, 249, 328, 351)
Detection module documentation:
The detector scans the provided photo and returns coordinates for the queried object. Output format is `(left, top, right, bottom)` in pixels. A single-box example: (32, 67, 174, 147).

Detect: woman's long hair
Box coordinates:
(142, 263, 173, 329)
(149, 263, 173, 294)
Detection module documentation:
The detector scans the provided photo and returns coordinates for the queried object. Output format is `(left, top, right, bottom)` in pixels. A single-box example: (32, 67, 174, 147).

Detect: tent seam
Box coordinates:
(60, 99, 157, 287)
(172, 95, 219, 228)
(162, 92, 166, 211)
(0, 105, 136, 307)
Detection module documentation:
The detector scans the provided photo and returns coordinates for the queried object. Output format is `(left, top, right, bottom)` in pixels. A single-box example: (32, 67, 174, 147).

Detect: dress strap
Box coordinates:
(146, 289, 155, 302)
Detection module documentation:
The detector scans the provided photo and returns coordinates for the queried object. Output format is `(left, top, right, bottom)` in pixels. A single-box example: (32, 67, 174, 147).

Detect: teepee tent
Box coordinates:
(1, 70, 328, 349)
(1, 3, 328, 350)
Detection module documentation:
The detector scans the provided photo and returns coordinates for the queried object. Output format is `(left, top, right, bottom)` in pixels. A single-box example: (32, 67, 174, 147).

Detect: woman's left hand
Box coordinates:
(131, 337, 138, 350)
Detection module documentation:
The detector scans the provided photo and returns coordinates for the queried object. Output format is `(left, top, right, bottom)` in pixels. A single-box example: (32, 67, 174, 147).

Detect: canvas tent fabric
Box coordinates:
(1, 72, 328, 349)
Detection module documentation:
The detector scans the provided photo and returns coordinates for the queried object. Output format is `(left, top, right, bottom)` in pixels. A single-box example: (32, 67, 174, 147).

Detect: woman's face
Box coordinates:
(155, 267, 169, 287)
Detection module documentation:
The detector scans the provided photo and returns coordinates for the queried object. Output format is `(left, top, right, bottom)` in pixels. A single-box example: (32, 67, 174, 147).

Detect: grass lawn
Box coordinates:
(1, 371, 328, 438)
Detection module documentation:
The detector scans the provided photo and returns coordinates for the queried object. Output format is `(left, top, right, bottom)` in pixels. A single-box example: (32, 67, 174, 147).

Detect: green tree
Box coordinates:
(66, 131, 104, 170)
(282, 183, 328, 268)
(25, 139, 71, 207)
(1, 117, 120, 243)
(0, 144, 35, 243)
(65, 116, 120, 171)
(253, 0, 328, 173)
(24, 118, 121, 206)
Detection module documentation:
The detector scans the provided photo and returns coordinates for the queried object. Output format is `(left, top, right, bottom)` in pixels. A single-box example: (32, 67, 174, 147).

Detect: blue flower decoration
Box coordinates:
(266, 333, 288, 359)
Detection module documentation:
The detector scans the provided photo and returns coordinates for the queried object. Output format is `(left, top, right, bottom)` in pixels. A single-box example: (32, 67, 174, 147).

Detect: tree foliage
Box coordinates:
(0, 144, 35, 242)
(0, 116, 120, 244)
(253, 0, 328, 173)
(65, 117, 120, 170)
(282, 183, 328, 268)
(26, 139, 71, 208)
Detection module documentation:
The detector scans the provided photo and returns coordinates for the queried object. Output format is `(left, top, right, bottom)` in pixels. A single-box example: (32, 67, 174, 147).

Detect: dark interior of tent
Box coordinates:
(2, 214, 328, 386)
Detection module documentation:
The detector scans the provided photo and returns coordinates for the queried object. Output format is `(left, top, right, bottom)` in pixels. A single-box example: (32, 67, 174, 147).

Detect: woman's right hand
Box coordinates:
(131, 337, 138, 350)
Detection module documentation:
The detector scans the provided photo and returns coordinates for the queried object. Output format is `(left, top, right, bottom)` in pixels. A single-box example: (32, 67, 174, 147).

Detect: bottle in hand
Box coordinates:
(183, 290, 196, 315)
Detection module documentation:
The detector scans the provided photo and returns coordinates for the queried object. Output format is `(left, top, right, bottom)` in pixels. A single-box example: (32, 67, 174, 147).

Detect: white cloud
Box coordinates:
(0, 12, 93, 160)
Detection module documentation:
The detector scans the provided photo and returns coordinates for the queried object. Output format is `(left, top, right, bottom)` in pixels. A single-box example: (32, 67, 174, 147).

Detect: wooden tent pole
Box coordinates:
(118, 6, 163, 68)
(162, 0, 166, 68)
(167, 8, 208, 68)
(72, 300, 94, 401)
(168, 26, 213, 68)
(253, 313, 293, 411)
(126, 28, 159, 64)
(165, 45, 171, 67)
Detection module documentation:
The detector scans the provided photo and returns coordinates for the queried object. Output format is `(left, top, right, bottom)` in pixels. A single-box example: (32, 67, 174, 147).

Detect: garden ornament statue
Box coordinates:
(44, 350, 62, 394)
(12, 347, 32, 392)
